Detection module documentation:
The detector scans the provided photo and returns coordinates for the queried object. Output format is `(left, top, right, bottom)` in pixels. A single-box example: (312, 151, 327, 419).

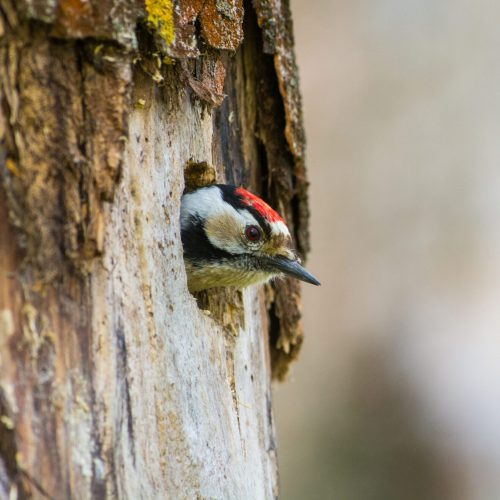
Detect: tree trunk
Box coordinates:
(0, 0, 309, 497)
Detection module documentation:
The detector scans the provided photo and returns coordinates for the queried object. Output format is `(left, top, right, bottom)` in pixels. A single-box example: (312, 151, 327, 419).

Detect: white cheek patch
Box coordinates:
(209, 237, 243, 254)
(206, 209, 259, 254)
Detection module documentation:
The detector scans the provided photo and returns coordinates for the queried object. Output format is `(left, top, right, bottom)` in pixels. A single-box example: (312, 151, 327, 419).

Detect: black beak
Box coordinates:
(267, 256, 321, 286)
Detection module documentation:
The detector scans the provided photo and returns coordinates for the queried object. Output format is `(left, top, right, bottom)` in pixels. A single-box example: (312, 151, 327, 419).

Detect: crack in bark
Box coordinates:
(115, 320, 136, 466)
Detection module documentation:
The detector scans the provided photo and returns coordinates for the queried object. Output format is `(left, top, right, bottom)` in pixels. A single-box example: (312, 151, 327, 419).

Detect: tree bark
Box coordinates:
(0, 0, 309, 497)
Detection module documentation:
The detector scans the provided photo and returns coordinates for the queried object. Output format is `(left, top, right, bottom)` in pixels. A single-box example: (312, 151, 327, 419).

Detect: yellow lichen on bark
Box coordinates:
(145, 0, 174, 46)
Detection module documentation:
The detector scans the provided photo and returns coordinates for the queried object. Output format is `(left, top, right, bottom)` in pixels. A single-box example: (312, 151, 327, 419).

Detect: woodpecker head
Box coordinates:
(180, 184, 320, 292)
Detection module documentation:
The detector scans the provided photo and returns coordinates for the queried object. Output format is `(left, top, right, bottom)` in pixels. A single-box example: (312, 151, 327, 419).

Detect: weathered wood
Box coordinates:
(0, 0, 309, 496)
(86, 70, 278, 497)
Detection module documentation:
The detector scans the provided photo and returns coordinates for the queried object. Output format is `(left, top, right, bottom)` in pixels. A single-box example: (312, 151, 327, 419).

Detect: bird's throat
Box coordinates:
(185, 260, 274, 292)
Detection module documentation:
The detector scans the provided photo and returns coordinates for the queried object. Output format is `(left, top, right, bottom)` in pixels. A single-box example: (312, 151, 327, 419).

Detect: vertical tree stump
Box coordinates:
(0, 0, 310, 497)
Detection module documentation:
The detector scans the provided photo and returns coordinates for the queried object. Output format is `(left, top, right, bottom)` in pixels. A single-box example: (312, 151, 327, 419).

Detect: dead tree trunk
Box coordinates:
(0, 0, 310, 497)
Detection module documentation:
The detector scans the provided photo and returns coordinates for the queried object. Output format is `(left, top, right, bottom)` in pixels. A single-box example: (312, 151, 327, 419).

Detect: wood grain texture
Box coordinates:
(86, 72, 278, 497)
(0, 0, 307, 496)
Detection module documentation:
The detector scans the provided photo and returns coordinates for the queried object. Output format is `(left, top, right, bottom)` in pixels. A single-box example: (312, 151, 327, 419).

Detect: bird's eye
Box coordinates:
(245, 225, 261, 242)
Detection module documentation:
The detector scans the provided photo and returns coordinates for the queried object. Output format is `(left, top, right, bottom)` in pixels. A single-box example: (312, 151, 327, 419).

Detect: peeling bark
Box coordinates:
(0, 0, 310, 496)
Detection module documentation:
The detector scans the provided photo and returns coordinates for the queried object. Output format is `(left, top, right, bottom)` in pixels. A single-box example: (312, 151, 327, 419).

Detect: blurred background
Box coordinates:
(274, 1, 500, 499)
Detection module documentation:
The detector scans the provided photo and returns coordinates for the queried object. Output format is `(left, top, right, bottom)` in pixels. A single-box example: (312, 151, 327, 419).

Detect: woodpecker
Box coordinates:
(180, 184, 320, 292)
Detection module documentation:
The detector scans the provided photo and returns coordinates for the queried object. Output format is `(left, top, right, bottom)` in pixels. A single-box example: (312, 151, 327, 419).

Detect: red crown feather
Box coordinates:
(235, 187, 284, 223)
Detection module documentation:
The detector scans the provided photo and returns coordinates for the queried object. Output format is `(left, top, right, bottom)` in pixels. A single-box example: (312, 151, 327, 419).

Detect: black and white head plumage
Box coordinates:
(180, 184, 320, 292)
